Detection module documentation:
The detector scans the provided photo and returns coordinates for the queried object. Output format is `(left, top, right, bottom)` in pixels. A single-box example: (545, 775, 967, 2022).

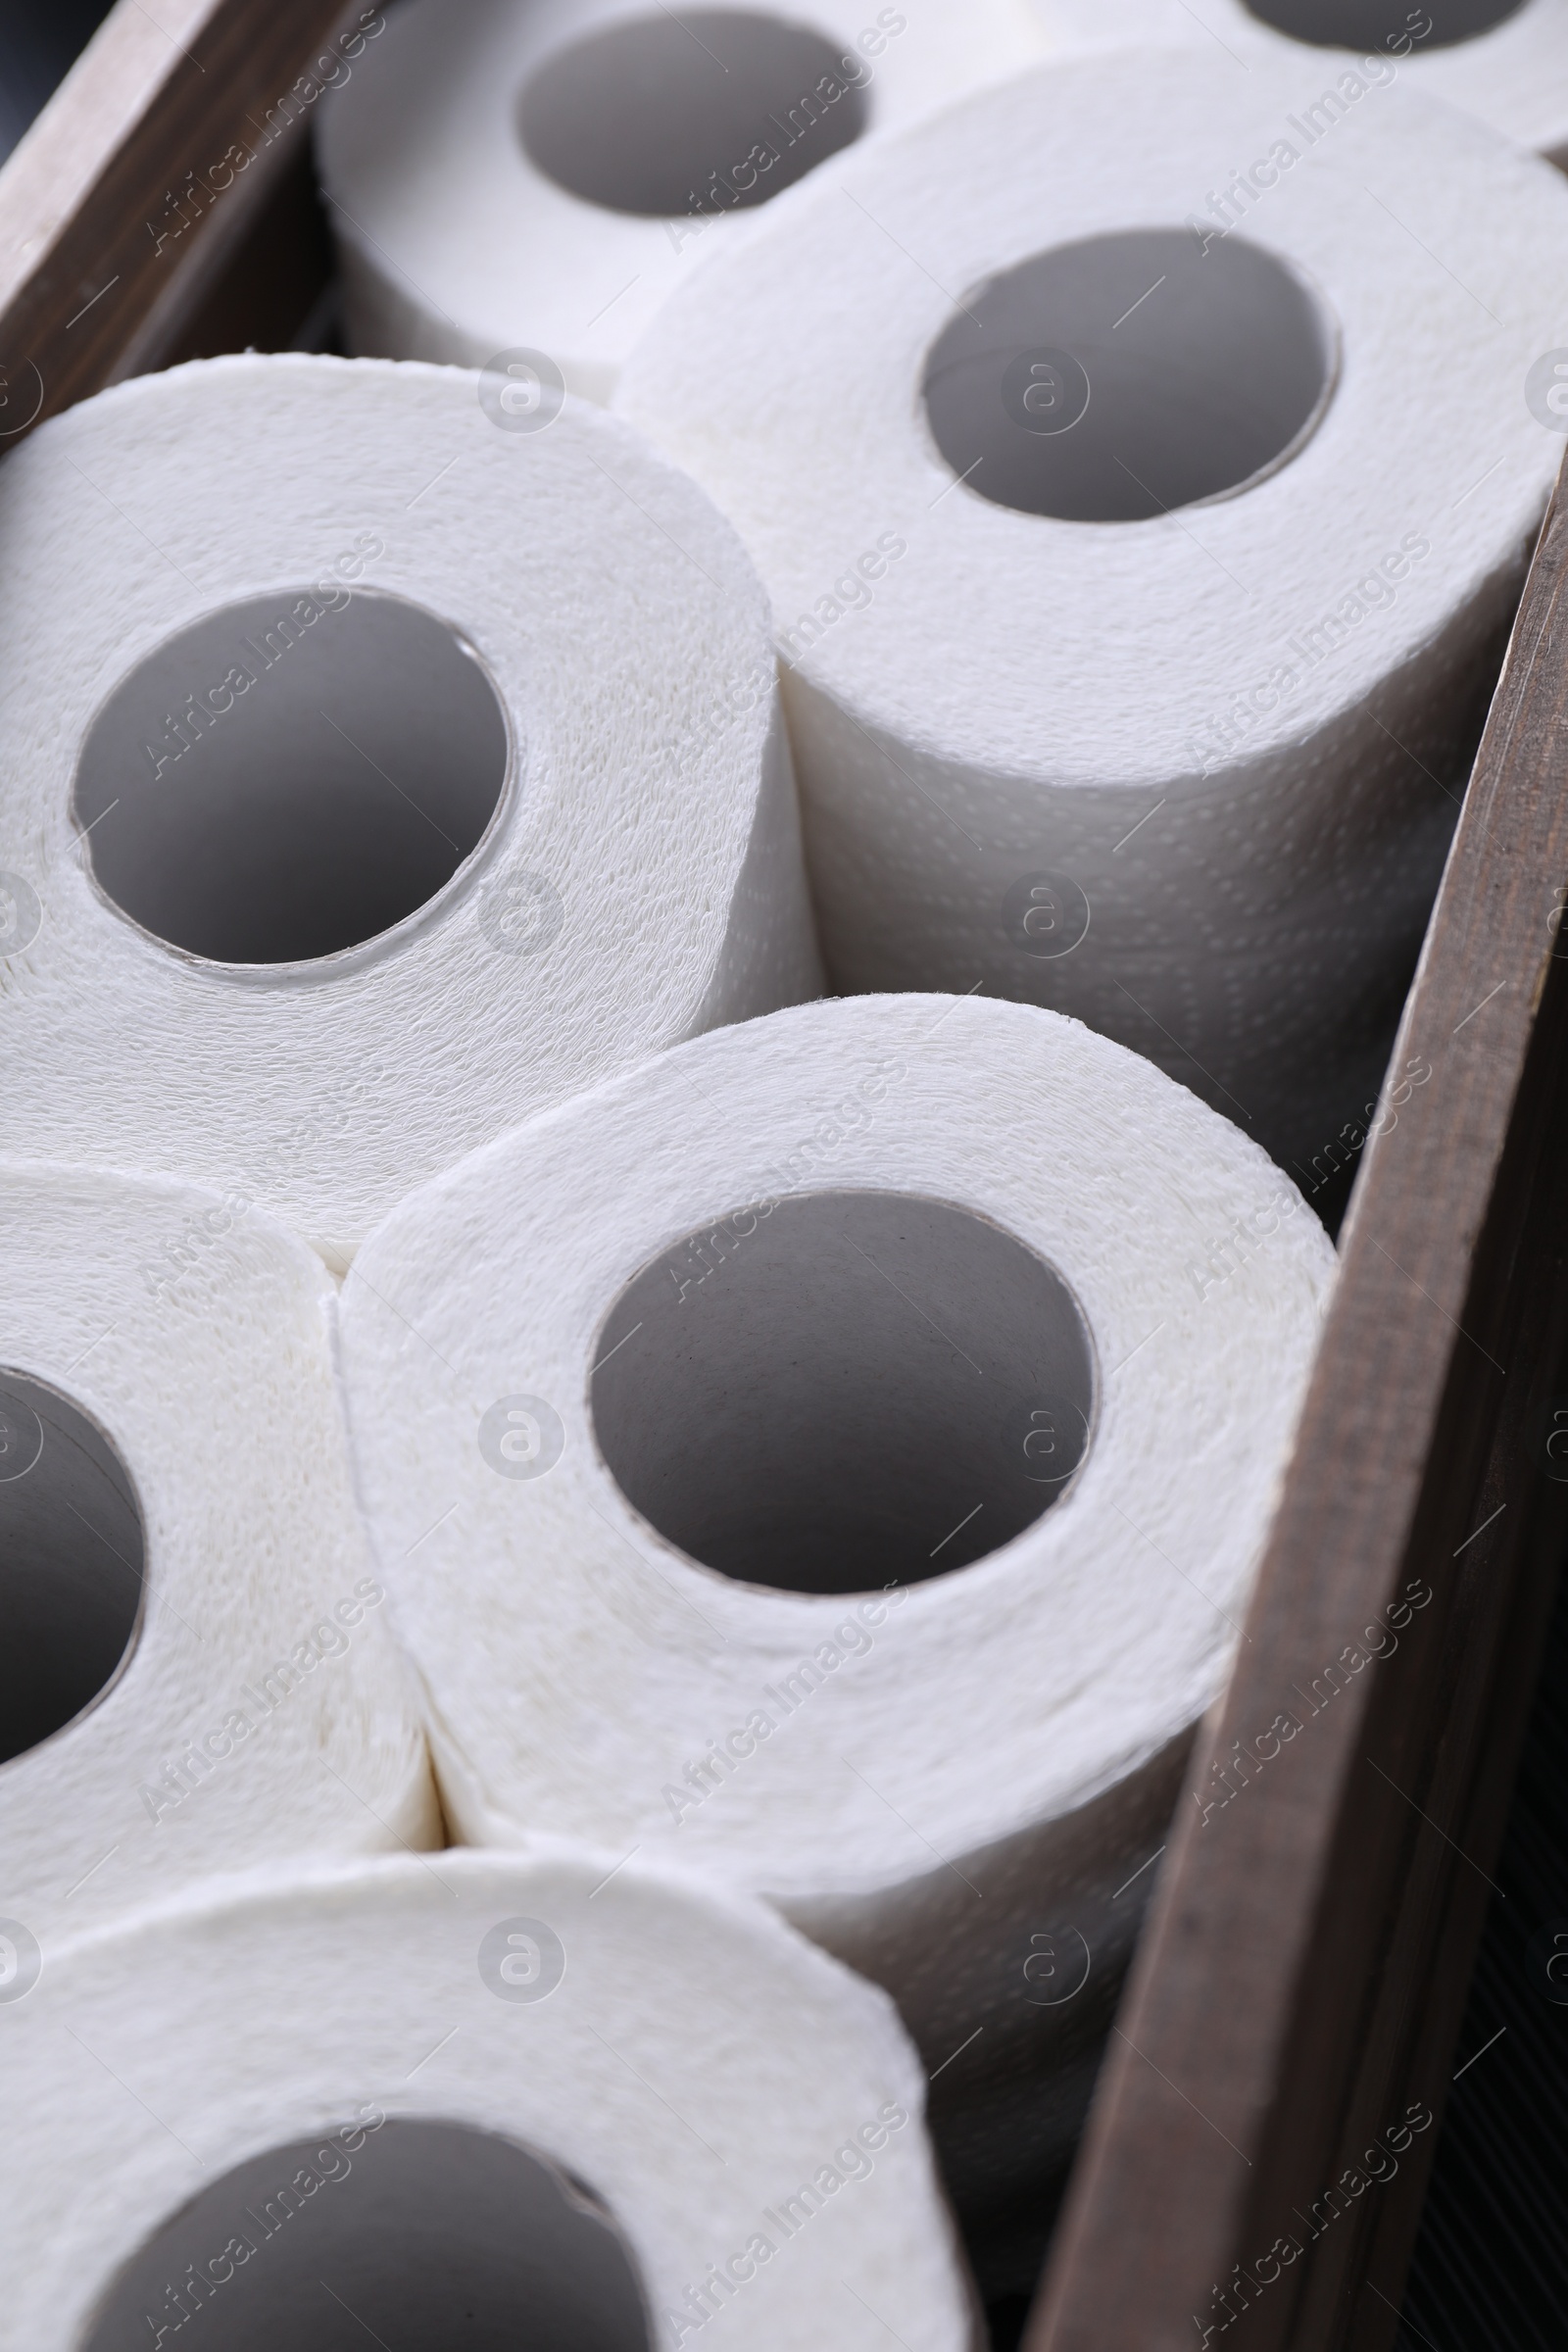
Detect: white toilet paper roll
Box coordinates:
(1, 1848, 975, 2352)
(0, 1164, 436, 1946)
(614, 50, 1568, 1172)
(315, 0, 1050, 401)
(0, 352, 819, 1265)
(1032, 0, 1568, 170)
(336, 992, 1336, 2278)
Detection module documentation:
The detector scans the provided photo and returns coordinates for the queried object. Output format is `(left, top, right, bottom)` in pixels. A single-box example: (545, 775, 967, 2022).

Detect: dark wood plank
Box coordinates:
(0, 0, 354, 433)
(151, 135, 335, 368)
(1028, 460, 1568, 2351)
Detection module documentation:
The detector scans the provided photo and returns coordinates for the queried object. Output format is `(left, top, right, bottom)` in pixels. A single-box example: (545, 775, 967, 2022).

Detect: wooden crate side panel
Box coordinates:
(0, 0, 351, 428)
(1029, 478, 1568, 2351)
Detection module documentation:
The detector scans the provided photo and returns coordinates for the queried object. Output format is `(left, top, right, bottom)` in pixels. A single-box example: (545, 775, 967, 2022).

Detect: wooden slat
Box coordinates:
(0, 0, 352, 431)
(1028, 459, 1568, 2351)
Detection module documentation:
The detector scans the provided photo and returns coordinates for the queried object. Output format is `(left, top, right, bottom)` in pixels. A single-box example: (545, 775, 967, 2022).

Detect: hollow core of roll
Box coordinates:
(592, 1190, 1097, 1595)
(83, 2120, 652, 2352)
(921, 228, 1336, 524)
(0, 1371, 144, 1766)
(74, 590, 510, 966)
(516, 10, 868, 218)
(1242, 0, 1523, 47)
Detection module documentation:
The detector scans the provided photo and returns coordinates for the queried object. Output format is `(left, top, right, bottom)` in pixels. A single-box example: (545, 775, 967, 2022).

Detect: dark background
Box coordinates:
(0, 0, 112, 165)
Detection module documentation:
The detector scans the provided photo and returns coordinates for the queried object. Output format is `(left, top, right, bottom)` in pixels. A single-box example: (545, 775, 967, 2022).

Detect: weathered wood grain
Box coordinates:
(0, 0, 352, 431)
(1029, 466, 1568, 2350)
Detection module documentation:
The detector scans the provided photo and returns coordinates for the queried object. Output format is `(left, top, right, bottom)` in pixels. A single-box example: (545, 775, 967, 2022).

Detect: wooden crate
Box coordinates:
(4, 6, 1563, 2345)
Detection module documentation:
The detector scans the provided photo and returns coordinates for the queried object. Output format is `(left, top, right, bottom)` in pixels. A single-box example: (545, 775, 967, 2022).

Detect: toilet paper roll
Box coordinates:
(1032, 0, 1568, 170)
(1, 1848, 976, 2351)
(336, 991, 1336, 2283)
(0, 1164, 436, 1945)
(0, 352, 820, 1266)
(614, 50, 1568, 1172)
(315, 0, 1050, 401)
